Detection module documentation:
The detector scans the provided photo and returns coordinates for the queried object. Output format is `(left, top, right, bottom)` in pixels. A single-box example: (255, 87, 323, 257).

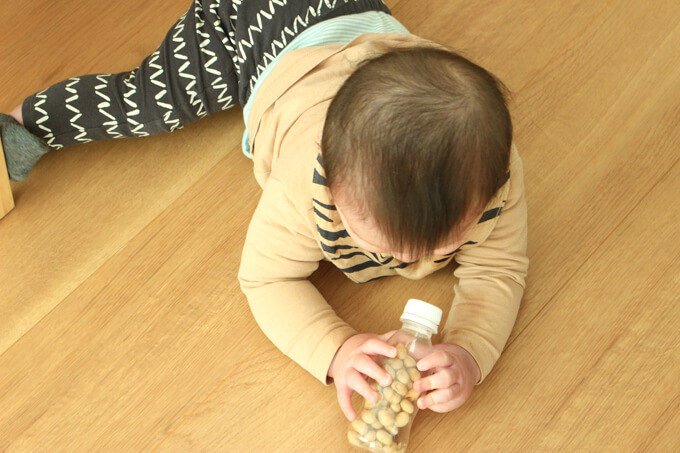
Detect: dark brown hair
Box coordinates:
(321, 46, 512, 257)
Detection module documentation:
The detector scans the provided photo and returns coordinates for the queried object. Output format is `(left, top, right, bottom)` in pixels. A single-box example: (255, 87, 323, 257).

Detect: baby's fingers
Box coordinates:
(336, 384, 354, 421)
(336, 374, 361, 421)
(416, 349, 454, 373)
(351, 353, 392, 387)
(360, 337, 397, 359)
(417, 386, 464, 412)
(337, 369, 379, 421)
(347, 368, 380, 404)
(414, 367, 459, 394)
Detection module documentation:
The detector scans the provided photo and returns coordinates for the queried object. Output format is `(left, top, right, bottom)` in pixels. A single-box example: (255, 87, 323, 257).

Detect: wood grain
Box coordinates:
(1, 1, 679, 452)
(0, 140, 14, 219)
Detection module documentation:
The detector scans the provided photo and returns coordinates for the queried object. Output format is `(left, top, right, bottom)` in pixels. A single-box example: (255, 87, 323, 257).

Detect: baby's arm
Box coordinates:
(239, 176, 400, 421)
(238, 176, 357, 382)
(442, 149, 529, 382)
(413, 149, 528, 413)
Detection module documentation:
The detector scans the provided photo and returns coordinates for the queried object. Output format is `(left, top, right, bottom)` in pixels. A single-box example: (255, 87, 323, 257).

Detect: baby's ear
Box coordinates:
(316, 131, 323, 146)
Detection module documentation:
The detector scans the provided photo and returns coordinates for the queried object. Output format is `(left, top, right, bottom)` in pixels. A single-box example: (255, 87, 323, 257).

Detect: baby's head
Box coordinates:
(320, 47, 512, 263)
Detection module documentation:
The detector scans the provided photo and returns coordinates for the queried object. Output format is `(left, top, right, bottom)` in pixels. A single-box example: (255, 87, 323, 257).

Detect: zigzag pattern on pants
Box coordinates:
(234, 0, 361, 97)
(64, 78, 92, 144)
(148, 48, 181, 133)
(173, 12, 208, 122)
(95, 74, 124, 140)
(202, 0, 234, 110)
(122, 71, 150, 137)
(33, 88, 62, 149)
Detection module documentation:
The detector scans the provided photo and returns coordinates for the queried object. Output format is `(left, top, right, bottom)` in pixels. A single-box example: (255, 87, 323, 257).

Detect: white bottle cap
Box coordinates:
(400, 299, 443, 332)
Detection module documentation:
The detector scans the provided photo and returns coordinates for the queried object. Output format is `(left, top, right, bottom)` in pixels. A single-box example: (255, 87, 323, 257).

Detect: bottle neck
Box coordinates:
(400, 319, 436, 340)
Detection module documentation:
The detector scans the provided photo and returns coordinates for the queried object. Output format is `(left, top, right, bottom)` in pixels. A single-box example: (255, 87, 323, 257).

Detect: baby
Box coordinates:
(1, 0, 528, 422)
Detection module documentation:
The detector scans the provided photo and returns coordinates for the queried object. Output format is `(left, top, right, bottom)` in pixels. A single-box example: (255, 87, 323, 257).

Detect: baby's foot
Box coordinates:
(0, 113, 49, 181)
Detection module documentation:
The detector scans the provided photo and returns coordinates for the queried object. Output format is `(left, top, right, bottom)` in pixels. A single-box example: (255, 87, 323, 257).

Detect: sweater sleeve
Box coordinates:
(441, 152, 529, 383)
(238, 177, 357, 384)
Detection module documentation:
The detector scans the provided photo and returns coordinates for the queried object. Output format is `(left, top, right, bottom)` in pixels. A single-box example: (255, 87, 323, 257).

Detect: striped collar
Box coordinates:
(311, 154, 510, 283)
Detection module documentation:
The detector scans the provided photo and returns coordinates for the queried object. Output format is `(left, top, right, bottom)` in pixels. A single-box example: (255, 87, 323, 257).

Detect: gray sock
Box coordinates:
(0, 113, 50, 181)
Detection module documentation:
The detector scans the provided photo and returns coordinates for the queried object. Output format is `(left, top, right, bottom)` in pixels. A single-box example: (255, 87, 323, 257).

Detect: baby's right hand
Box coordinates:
(328, 332, 397, 421)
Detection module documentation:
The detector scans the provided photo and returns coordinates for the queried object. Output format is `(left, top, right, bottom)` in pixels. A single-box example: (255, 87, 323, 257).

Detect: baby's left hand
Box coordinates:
(412, 343, 481, 413)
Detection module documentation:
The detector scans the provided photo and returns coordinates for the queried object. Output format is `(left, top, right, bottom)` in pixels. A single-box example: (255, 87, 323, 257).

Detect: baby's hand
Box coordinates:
(328, 332, 397, 421)
(412, 343, 481, 413)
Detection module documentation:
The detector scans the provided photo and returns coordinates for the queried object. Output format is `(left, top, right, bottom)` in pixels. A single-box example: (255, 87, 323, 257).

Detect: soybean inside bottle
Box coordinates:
(347, 299, 443, 453)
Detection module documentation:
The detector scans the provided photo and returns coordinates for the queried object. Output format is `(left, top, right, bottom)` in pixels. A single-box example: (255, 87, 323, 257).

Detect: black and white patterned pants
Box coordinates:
(22, 0, 390, 150)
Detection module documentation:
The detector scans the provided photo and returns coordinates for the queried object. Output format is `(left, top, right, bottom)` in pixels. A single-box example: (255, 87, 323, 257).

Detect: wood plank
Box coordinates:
(514, 12, 680, 339)
(0, 148, 261, 451)
(639, 407, 680, 452)
(0, 0, 243, 354)
(0, 140, 14, 219)
(392, 0, 608, 91)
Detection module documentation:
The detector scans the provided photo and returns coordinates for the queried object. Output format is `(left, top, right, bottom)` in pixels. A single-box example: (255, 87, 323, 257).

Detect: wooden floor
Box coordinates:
(1, 1, 679, 451)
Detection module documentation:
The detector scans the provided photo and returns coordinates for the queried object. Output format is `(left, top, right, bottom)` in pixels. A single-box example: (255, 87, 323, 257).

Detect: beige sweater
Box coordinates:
(238, 33, 529, 384)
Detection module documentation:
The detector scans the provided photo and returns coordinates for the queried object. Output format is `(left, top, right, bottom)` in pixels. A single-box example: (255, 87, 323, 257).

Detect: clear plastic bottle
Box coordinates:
(347, 299, 443, 453)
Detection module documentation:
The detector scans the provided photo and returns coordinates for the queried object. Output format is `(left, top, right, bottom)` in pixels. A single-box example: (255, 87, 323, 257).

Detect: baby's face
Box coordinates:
(334, 191, 480, 263)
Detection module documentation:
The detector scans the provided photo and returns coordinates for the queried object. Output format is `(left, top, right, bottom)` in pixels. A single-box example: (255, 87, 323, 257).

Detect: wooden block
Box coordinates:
(0, 140, 15, 219)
